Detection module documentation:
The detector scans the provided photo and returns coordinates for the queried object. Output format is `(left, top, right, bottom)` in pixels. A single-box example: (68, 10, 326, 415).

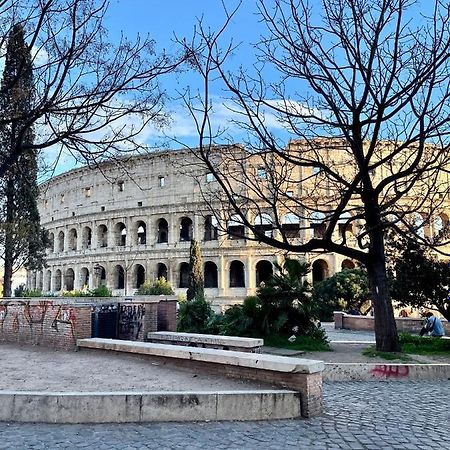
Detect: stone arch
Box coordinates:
(157, 218, 169, 243)
(255, 260, 273, 286)
(204, 215, 218, 241)
(341, 259, 355, 270)
(282, 213, 301, 238)
(82, 226, 92, 249)
(254, 213, 273, 238)
(180, 217, 193, 242)
(204, 261, 218, 288)
(65, 268, 75, 291)
(229, 260, 245, 288)
(94, 265, 106, 287)
(136, 221, 147, 245)
(68, 228, 78, 251)
(312, 259, 329, 284)
(179, 262, 190, 288)
(97, 224, 108, 248)
(80, 267, 90, 288)
(433, 213, 448, 238)
(44, 269, 52, 292)
(114, 222, 127, 246)
(48, 232, 55, 253)
(310, 212, 326, 238)
(157, 262, 168, 280)
(54, 269, 62, 291)
(338, 212, 353, 237)
(57, 231, 65, 252)
(113, 265, 125, 289)
(134, 264, 145, 289)
(227, 215, 245, 239)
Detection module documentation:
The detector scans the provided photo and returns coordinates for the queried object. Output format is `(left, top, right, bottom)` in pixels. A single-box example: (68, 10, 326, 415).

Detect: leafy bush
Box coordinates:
(62, 289, 91, 297)
(16, 287, 43, 297)
(256, 258, 317, 336)
(177, 297, 213, 333)
(312, 269, 371, 320)
(89, 285, 112, 297)
(137, 278, 174, 295)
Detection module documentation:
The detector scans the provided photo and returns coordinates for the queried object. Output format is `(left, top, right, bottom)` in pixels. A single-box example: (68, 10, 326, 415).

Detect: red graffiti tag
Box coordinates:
(370, 365, 410, 378)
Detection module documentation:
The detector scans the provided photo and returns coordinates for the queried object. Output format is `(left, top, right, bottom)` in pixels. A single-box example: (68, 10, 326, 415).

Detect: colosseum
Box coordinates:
(27, 147, 363, 309)
(27, 143, 450, 309)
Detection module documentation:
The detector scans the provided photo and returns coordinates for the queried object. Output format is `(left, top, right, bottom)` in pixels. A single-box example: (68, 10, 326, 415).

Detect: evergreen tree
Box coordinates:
(0, 24, 47, 297)
(187, 239, 204, 301)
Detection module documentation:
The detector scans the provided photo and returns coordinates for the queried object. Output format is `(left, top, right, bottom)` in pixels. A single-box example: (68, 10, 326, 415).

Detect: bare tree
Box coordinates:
(181, 0, 450, 351)
(0, 0, 183, 178)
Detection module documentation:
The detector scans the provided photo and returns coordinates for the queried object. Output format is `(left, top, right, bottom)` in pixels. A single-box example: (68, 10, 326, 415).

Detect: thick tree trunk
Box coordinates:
(3, 248, 13, 298)
(367, 231, 400, 352)
(3, 176, 15, 298)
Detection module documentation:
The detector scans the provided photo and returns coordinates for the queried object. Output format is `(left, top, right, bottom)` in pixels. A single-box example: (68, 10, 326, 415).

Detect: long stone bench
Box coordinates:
(146, 331, 263, 352)
(77, 338, 324, 418)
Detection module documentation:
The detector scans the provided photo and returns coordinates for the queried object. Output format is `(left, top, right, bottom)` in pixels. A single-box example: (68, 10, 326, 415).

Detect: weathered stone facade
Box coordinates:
(29, 147, 442, 308)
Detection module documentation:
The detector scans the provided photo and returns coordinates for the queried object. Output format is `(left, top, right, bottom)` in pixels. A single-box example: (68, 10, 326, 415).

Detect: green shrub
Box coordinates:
(89, 285, 112, 297)
(137, 278, 174, 295)
(18, 288, 43, 298)
(177, 297, 213, 333)
(62, 289, 92, 297)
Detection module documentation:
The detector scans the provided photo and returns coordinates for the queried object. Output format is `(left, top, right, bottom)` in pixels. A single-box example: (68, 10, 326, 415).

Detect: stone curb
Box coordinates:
(324, 363, 450, 381)
(0, 390, 301, 424)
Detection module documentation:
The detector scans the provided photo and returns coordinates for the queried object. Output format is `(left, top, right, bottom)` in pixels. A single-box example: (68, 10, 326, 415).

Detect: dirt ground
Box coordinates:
(0, 343, 275, 392)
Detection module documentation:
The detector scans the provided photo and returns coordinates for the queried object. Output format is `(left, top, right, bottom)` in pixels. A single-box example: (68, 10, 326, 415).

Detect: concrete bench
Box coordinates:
(146, 331, 263, 353)
(77, 338, 324, 418)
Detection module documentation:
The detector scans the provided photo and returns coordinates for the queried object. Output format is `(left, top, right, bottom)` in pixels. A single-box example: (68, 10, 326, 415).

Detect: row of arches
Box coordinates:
(33, 260, 276, 293)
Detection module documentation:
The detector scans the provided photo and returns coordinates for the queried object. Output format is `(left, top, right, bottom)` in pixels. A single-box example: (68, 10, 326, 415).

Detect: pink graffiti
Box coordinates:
(370, 365, 410, 378)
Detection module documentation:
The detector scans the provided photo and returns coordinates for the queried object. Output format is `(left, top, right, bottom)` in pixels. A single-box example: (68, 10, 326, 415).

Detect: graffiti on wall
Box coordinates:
(118, 304, 145, 340)
(370, 365, 410, 378)
(51, 305, 77, 336)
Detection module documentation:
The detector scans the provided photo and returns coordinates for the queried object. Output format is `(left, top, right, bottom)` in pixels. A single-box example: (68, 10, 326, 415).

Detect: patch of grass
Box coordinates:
(399, 333, 450, 356)
(362, 346, 413, 362)
(264, 334, 331, 352)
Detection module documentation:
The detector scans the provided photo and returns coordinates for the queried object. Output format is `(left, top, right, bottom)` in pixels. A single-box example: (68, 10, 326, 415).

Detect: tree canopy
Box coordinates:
(181, 0, 450, 351)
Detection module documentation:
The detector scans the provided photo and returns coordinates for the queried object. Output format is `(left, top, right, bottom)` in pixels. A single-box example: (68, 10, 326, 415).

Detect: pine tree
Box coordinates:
(187, 239, 204, 301)
(0, 24, 47, 297)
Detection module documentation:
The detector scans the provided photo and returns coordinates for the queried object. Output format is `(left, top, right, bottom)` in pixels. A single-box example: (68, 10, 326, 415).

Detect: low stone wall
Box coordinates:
(0, 297, 178, 350)
(78, 338, 324, 418)
(334, 311, 450, 334)
(0, 299, 91, 350)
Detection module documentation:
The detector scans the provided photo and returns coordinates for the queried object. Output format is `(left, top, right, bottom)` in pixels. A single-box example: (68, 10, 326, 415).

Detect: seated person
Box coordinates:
(419, 312, 445, 337)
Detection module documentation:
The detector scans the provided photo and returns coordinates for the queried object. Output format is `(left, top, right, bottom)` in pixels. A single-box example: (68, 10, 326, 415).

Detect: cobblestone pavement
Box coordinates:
(0, 381, 448, 449)
(322, 322, 376, 343)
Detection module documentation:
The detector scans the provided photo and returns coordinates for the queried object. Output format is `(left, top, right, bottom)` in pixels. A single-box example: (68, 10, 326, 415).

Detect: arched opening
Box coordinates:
(282, 213, 301, 238)
(136, 221, 147, 245)
(157, 218, 169, 243)
(204, 215, 218, 241)
(312, 259, 329, 284)
(82, 226, 92, 249)
(68, 228, 78, 251)
(54, 269, 62, 291)
(227, 215, 245, 239)
(433, 213, 448, 238)
(179, 262, 190, 288)
(115, 222, 127, 246)
(180, 217, 193, 242)
(338, 212, 353, 238)
(256, 260, 273, 286)
(45, 270, 52, 292)
(413, 213, 425, 238)
(157, 263, 168, 280)
(229, 260, 245, 287)
(97, 224, 108, 248)
(341, 259, 355, 270)
(80, 267, 90, 288)
(58, 231, 65, 252)
(134, 264, 145, 289)
(94, 265, 106, 287)
(310, 212, 326, 238)
(204, 261, 218, 288)
(254, 213, 273, 238)
(65, 268, 75, 291)
(48, 233, 55, 253)
(114, 265, 125, 289)
(37, 272, 43, 290)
